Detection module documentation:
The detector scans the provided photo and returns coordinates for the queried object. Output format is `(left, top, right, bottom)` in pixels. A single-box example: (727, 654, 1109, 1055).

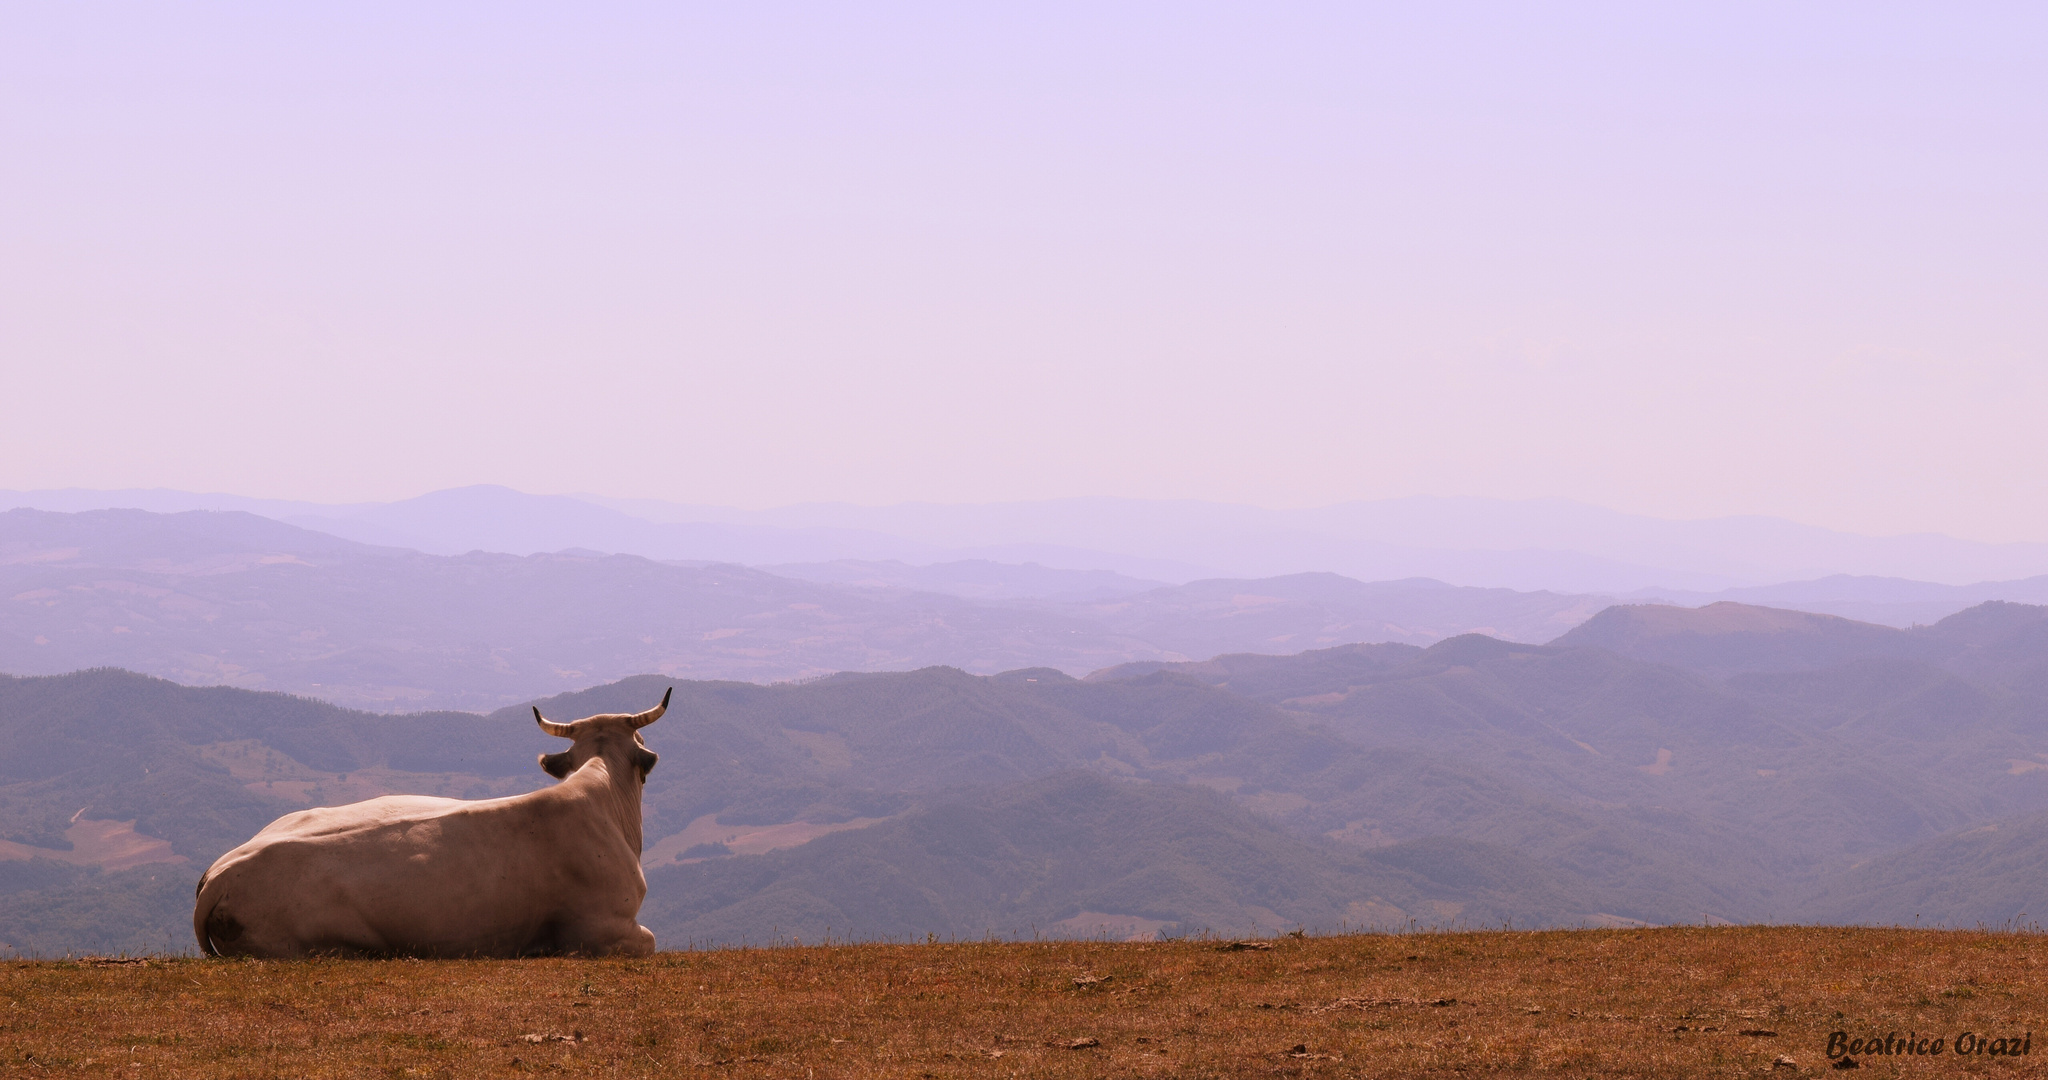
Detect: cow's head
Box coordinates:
(534, 688, 668, 784)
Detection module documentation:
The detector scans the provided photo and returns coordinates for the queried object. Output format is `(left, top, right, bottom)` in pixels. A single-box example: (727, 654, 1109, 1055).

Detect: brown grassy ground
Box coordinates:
(4, 927, 2046, 1078)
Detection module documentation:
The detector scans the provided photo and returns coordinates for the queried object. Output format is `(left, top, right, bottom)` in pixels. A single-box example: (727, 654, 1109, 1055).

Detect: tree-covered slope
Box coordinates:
(642, 772, 1606, 946)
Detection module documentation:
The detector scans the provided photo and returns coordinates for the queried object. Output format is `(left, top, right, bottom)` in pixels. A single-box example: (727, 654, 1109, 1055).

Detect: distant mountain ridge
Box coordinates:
(0, 508, 1609, 711)
(13, 485, 2048, 594)
(1552, 599, 2048, 682)
(15, 503, 2048, 715)
(589, 492, 2048, 589)
(1633, 574, 2048, 630)
(761, 558, 1165, 602)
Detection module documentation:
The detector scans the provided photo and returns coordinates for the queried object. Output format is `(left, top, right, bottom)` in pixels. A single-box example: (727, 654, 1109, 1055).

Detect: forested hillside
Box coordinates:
(8, 600, 2048, 954)
(1100, 601, 2048, 926)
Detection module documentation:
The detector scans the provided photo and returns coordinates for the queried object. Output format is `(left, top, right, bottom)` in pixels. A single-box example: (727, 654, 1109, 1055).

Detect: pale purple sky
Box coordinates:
(2, 4, 2043, 539)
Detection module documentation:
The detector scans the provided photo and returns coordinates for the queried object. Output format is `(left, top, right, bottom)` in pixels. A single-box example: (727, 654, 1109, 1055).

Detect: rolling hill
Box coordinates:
(10, 598, 2048, 953)
(1092, 609, 2048, 926)
(0, 660, 1763, 953)
(1551, 598, 2048, 687)
(1550, 602, 1919, 676)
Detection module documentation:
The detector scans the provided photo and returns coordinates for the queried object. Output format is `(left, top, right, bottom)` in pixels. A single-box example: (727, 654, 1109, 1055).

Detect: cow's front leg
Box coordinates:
(622, 923, 657, 956)
(560, 917, 656, 957)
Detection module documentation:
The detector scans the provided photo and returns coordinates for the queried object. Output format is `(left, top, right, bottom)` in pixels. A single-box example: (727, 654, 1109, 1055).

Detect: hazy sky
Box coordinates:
(3, 4, 2043, 539)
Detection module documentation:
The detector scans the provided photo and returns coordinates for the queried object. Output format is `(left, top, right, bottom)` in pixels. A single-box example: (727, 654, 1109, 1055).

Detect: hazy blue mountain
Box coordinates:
(1550, 602, 1921, 677)
(0, 508, 1181, 710)
(1067, 573, 1608, 655)
(1635, 574, 2048, 629)
(585, 495, 1741, 591)
(0, 487, 373, 522)
(0, 503, 381, 563)
(22, 486, 2048, 593)
(3, 508, 1651, 710)
(1550, 599, 2048, 690)
(582, 492, 2048, 590)
(0, 486, 1220, 581)
(761, 558, 1166, 601)
(285, 486, 963, 566)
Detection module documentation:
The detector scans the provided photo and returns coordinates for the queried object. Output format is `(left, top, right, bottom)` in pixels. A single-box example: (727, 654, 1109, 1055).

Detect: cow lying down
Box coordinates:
(194, 690, 670, 958)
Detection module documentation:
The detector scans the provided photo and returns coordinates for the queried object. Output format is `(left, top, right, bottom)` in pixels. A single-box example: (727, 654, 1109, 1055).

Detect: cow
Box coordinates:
(192, 689, 670, 958)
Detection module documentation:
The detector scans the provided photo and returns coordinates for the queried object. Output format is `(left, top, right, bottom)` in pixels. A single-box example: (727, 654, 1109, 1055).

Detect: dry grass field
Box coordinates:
(4, 927, 2045, 1078)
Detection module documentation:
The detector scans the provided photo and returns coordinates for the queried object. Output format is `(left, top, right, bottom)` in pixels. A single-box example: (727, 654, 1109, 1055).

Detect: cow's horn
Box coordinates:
(534, 707, 575, 738)
(631, 687, 672, 729)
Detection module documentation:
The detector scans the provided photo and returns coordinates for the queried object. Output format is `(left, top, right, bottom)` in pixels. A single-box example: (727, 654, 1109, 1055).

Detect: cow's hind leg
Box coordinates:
(200, 897, 318, 959)
(210, 892, 390, 958)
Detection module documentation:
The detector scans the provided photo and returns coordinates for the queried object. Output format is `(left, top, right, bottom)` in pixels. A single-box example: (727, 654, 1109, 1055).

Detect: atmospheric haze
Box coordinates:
(2, 4, 2045, 541)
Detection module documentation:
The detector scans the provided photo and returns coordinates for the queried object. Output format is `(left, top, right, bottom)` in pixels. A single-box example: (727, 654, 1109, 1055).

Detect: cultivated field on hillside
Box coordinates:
(5, 928, 2044, 1077)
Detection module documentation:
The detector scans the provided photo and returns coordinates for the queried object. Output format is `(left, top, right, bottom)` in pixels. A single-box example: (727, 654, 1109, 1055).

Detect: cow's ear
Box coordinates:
(635, 748, 658, 782)
(539, 751, 575, 779)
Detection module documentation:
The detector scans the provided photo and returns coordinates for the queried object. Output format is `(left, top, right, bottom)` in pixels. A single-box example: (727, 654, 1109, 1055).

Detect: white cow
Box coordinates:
(193, 690, 669, 957)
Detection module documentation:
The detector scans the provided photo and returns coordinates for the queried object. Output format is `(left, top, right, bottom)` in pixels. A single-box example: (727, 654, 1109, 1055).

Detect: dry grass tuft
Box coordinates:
(4, 927, 2045, 1076)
